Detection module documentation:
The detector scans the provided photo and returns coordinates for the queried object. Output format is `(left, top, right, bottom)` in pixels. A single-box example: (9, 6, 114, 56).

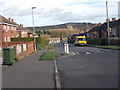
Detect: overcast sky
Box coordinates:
(0, 0, 119, 27)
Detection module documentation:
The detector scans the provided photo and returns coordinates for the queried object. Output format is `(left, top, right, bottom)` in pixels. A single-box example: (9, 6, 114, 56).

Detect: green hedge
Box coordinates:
(11, 37, 34, 42)
(87, 38, 108, 45)
(35, 37, 46, 48)
(11, 37, 47, 49)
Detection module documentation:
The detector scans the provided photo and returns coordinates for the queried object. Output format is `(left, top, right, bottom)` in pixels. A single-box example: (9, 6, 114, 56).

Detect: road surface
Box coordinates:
(54, 43, 118, 88)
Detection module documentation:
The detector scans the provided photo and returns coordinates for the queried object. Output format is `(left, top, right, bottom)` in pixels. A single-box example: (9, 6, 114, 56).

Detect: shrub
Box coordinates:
(11, 37, 34, 42)
(87, 38, 108, 45)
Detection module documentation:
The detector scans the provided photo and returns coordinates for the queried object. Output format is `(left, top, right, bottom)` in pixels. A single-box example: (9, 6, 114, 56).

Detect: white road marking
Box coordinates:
(54, 60, 61, 89)
(76, 52, 80, 55)
(85, 52, 91, 54)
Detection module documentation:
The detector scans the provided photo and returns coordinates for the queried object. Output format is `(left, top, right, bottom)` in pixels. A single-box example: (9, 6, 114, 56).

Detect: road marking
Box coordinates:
(54, 60, 61, 89)
(85, 52, 91, 54)
(76, 52, 80, 55)
(58, 52, 75, 60)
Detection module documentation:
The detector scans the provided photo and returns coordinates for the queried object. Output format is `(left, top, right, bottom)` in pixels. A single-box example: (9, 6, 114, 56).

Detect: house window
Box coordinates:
(7, 26, 10, 30)
(11, 27, 16, 30)
(7, 37, 11, 42)
(16, 44, 22, 54)
(4, 25, 6, 30)
(4, 37, 7, 42)
(23, 44, 27, 52)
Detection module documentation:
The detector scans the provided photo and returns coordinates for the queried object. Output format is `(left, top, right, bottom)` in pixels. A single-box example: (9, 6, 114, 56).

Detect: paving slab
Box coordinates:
(2, 51, 55, 88)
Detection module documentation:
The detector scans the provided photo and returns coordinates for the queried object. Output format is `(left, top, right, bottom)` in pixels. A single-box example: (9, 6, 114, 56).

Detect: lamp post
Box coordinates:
(32, 7, 36, 51)
(106, 0, 110, 44)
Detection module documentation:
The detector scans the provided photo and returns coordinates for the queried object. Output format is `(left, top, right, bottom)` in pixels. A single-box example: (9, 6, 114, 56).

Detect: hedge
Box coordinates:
(11, 37, 34, 42)
(36, 37, 46, 48)
(87, 38, 108, 45)
(11, 37, 47, 49)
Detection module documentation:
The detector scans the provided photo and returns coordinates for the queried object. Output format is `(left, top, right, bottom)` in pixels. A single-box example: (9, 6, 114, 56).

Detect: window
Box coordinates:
(7, 37, 11, 42)
(77, 38, 86, 41)
(11, 27, 16, 30)
(7, 26, 10, 30)
(23, 44, 27, 51)
(4, 37, 6, 42)
(4, 25, 6, 30)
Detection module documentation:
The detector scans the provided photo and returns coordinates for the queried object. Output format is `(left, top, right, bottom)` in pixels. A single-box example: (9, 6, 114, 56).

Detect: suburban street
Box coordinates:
(54, 43, 118, 88)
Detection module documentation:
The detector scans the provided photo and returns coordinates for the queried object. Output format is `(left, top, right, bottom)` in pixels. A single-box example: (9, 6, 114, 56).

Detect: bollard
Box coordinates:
(66, 43, 69, 54)
(64, 43, 67, 53)
(63, 41, 69, 54)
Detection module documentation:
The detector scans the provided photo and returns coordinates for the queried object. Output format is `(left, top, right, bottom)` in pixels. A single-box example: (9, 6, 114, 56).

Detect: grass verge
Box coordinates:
(39, 51, 56, 60)
(48, 44, 54, 49)
(96, 46, 120, 50)
(88, 44, 120, 50)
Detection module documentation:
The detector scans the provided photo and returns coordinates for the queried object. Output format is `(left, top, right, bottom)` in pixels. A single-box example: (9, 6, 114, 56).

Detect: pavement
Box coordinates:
(2, 50, 55, 88)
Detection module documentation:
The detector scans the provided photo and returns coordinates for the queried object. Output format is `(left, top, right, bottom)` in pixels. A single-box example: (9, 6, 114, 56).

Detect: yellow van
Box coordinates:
(74, 36, 87, 46)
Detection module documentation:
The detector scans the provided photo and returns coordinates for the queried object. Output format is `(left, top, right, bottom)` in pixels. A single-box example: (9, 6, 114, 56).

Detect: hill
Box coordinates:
(27, 22, 94, 31)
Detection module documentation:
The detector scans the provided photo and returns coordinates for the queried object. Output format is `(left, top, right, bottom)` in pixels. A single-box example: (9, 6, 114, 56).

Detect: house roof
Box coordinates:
(0, 15, 18, 26)
(88, 18, 120, 33)
(17, 24, 29, 31)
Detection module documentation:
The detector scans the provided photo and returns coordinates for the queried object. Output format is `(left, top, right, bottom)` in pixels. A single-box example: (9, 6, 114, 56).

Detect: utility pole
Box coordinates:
(32, 7, 37, 51)
(106, 0, 110, 45)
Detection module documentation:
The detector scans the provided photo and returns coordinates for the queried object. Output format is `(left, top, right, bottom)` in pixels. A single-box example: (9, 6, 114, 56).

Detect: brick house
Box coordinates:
(87, 18, 120, 39)
(0, 15, 18, 42)
(17, 24, 29, 38)
(0, 15, 35, 60)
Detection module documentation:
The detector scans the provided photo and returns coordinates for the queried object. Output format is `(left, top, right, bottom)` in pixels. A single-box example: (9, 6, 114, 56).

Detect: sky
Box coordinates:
(0, 0, 119, 27)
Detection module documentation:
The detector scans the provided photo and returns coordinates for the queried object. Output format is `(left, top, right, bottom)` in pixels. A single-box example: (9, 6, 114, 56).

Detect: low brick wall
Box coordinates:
(3, 41, 35, 60)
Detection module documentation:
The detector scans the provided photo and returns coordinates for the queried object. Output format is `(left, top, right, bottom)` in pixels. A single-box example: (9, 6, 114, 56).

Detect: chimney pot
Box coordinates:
(112, 18, 116, 21)
(8, 17, 11, 20)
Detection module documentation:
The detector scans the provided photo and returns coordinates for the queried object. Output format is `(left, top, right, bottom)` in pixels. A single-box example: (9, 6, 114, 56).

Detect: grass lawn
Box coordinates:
(87, 44, 120, 50)
(39, 51, 56, 60)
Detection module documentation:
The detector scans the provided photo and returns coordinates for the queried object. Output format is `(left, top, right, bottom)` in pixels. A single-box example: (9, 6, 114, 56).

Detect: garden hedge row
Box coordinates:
(87, 38, 108, 45)
(11, 37, 48, 49)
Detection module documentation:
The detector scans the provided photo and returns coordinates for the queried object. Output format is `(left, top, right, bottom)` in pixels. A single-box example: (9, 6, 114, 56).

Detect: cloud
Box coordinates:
(2, 6, 32, 16)
(0, 0, 119, 26)
(0, 1, 4, 5)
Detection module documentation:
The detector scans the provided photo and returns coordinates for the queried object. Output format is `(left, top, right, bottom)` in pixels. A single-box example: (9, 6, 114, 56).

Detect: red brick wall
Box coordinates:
(3, 41, 35, 59)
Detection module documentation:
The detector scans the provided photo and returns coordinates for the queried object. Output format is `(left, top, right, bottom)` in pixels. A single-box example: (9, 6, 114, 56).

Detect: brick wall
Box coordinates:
(3, 41, 35, 59)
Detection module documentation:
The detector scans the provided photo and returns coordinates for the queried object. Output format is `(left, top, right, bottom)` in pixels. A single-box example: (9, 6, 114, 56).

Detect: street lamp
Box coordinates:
(32, 7, 36, 51)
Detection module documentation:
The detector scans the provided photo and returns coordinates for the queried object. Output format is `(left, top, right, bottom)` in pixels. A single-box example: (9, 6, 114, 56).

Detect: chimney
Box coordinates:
(8, 17, 11, 20)
(112, 18, 116, 21)
(20, 24, 23, 27)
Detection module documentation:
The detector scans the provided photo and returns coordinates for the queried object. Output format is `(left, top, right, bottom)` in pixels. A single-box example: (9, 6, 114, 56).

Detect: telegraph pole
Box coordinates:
(106, 0, 110, 45)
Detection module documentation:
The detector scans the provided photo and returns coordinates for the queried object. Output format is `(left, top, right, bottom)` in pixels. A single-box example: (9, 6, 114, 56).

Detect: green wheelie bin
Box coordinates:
(3, 47, 15, 65)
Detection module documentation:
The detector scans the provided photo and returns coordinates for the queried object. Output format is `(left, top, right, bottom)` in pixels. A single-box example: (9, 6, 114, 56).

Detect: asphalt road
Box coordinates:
(54, 43, 118, 88)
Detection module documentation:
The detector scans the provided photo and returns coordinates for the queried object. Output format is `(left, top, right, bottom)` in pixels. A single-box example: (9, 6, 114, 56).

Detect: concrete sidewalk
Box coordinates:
(2, 50, 55, 88)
